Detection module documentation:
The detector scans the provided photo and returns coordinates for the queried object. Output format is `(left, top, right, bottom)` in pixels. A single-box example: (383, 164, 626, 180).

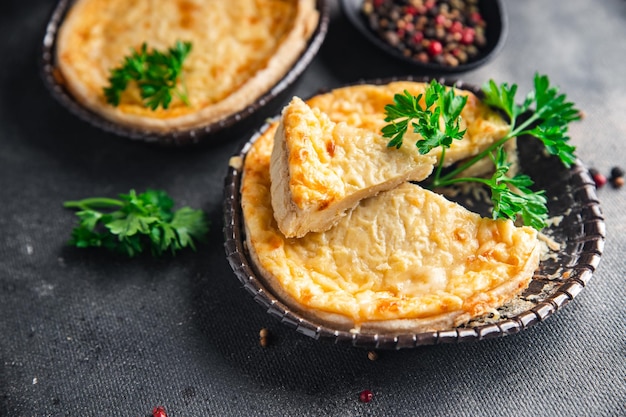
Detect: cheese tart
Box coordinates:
(270, 97, 437, 238)
(55, 0, 319, 133)
(241, 122, 541, 334)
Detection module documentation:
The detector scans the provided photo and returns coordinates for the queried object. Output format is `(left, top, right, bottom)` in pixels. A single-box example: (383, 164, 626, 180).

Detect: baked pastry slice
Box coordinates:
(270, 97, 437, 238)
(242, 127, 541, 334)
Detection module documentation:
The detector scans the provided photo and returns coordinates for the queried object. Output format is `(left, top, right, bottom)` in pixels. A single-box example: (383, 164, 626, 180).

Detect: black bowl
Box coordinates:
(39, 0, 330, 146)
(223, 76, 605, 350)
(340, 0, 507, 74)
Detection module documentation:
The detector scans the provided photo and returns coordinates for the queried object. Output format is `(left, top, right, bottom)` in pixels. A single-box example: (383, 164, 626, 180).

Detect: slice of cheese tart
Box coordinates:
(270, 97, 437, 238)
(242, 123, 541, 334)
(270, 82, 511, 239)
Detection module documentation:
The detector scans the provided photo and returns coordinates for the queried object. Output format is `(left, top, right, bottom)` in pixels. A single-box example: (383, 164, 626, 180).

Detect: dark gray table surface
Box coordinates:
(1, 1, 625, 416)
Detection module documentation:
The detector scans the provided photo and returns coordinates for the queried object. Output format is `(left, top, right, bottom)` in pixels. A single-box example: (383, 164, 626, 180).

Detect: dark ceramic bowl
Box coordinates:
(39, 0, 330, 146)
(340, 0, 507, 74)
(223, 76, 605, 350)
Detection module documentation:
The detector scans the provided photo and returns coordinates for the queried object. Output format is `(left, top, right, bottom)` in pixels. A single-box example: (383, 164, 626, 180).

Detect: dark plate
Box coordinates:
(39, 0, 330, 146)
(339, 0, 507, 74)
(223, 76, 605, 350)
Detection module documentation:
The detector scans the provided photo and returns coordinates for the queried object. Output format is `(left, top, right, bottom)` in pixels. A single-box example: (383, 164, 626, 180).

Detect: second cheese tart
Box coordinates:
(55, 0, 319, 133)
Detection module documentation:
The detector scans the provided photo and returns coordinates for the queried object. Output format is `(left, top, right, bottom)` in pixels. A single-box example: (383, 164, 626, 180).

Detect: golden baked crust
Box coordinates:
(55, 0, 318, 132)
(270, 97, 436, 238)
(306, 81, 510, 167)
(241, 123, 540, 334)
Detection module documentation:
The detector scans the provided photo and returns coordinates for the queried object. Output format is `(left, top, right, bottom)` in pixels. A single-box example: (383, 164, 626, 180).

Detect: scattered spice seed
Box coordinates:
(259, 327, 270, 347)
(367, 350, 379, 361)
(610, 166, 624, 180)
(428, 40, 443, 56)
(152, 406, 167, 417)
(611, 176, 624, 188)
(359, 389, 374, 403)
(610, 166, 624, 188)
(589, 168, 607, 188)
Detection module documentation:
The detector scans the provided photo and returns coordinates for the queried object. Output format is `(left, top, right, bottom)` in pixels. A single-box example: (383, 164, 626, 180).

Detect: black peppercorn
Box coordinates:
(609, 166, 624, 188)
(610, 166, 624, 179)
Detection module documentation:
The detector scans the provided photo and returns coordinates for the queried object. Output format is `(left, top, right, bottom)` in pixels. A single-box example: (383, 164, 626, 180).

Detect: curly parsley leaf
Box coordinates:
(382, 80, 467, 153)
(64, 189, 209, 257)
(481, 79, 523, 121)
(103, 41, 192, 110)
(482, 72, 581, 168)
(382, 89, 424, 149)
(487, 148, 548, 230)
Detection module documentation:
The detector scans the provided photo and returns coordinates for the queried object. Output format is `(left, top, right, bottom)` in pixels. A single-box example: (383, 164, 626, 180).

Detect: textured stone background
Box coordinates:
(1, 1, 624, 416)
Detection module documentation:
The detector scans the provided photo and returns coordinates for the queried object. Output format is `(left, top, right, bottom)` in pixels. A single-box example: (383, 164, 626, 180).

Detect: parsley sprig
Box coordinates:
(64, 189, 209, 257)
(382, 74, 581, 230)
(383, 80, 468, 152)
(103, 41, 192, 110)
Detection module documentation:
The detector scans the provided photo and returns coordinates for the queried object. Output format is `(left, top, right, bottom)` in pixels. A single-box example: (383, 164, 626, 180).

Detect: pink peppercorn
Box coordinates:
(405, 5, 418, 15)
(359, 390, 374, 403)
(153, 406, 167, 417)
(412, 31, 424, 44)
(590, 168, 607, 188)
(470, 11, 483, 24)
(460, 27, 475, 45)
(449, 21, 463, 34)
(428, 40, 443, 56)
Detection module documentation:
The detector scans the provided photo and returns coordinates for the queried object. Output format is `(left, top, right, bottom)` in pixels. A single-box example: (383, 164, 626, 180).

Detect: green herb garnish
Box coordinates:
(64, 189, 209, 257)
(103, 40, 192, 110)
(382, 74, 581, 230)
(383, 80, 468, 153)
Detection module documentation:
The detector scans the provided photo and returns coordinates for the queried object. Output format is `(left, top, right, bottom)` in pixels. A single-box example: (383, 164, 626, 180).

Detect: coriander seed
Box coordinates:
(259, 327, 270, 347)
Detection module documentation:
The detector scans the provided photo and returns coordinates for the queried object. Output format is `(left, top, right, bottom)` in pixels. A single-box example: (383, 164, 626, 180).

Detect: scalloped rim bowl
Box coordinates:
(223, 76, 605, 350)
(39, 0, 330, 146)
